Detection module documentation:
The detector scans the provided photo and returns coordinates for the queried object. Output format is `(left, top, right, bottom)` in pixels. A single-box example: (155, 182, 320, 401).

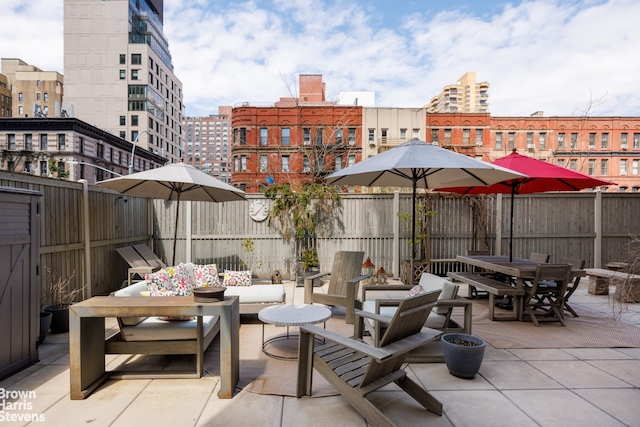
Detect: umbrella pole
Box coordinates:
(410, 178, 417, 286)
(510, 187, 514, 262)
(172, 198, 180, 266)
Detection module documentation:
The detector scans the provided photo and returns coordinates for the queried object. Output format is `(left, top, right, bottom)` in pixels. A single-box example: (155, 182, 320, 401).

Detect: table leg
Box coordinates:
(217, 299, 239, 399)
(69, 313, 107, 400)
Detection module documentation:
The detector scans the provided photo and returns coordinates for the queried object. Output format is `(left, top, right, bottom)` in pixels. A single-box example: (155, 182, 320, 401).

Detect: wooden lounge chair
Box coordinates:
(523, 264, 572, 326)
(297, 290, 443, 427)
(117, 244, 166, 286)
(304, 251, 370, 324)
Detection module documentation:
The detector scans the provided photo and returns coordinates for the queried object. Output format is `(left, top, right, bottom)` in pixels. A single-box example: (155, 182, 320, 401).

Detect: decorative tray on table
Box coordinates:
(193, 286, 226, 302)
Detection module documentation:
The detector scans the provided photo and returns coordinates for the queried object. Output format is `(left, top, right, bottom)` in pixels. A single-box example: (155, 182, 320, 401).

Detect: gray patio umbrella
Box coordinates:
(98, 162, 246, 265)
(325, 138, 525, 285)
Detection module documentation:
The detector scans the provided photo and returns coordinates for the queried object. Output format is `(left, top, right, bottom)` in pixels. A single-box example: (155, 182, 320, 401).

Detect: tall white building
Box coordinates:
(427, 72, 490, 114)
(63, 0, 184, 169)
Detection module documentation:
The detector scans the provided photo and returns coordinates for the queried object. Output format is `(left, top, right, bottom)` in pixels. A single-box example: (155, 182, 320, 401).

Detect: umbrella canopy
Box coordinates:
(437, 150, 615, 260)
(98, 162, 246, 265)
(325, 139, 526, 284)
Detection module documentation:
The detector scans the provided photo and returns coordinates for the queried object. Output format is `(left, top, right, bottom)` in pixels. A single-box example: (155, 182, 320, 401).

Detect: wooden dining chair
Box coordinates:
(560, 257, 586, 317)
(523, 264, 572, 326)
(529, 252, 550, 263)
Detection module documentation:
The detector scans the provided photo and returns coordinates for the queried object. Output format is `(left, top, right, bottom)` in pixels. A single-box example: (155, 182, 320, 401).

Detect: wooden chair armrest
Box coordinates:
(305, 271, 331, 281)
(300, 324, 393, 360)
(434, 299, 472, 308)
(361, 284, 411, 301)
(354, 308, 392, 325)
(348, 274, 372, 284)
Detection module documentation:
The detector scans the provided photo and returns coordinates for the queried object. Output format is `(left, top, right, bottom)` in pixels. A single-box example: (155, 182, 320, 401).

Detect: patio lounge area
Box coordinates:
(2, 280, 640, 427)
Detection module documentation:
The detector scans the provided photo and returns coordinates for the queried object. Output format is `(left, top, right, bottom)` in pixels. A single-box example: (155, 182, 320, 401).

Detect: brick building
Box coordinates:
(231, 75, 364, 193)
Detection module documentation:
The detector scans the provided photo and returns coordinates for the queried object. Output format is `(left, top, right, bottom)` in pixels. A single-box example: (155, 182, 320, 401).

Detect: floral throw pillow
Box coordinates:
(146, 263, 195, 296)
(405, 285, 425, 298)
(223, 270, 253, 286)
(193, 263, 221, 287)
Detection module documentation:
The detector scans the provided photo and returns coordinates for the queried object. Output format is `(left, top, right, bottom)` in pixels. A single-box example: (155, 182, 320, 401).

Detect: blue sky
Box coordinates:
(2, 0, 639, 118)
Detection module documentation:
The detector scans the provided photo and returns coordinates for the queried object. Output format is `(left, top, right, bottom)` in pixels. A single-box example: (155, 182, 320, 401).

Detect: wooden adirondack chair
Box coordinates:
(304, 251, 369, 324)
(297, 290, 443, 427)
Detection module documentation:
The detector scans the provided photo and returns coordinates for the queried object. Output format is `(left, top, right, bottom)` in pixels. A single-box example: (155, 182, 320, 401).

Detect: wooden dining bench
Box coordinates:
(447, 272, 525, 321)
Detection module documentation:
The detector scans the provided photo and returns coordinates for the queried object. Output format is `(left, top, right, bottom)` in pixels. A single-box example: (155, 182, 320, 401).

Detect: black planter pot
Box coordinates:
(38, 311, 53, 345)
(44, 304, 70, 334)
(441, 333, 486, 379)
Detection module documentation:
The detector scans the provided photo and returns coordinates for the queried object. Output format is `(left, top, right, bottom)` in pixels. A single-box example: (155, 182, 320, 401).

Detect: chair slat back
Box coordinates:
(531, 264, 572, 294)
(529, 252, 550, 263)
(378, 290, 441, 347)
(133, 244, 167, 268)
(326, 251, 364, 297)
(116, 246, 150, 268)
(560, 257, 585, 269)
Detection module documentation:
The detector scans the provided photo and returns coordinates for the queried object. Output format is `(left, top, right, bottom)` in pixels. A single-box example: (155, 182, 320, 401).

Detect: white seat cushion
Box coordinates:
(120, 315, 219, 341)
(225, 284, 285, 304)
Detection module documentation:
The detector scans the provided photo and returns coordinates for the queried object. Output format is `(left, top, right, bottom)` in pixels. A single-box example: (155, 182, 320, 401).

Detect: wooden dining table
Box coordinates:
(456, 255, 586, 320)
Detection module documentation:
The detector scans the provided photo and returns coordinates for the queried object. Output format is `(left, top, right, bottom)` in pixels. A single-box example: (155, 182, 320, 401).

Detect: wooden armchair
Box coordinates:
(304, 251, 369, 324)
(297, 291, 443, 426)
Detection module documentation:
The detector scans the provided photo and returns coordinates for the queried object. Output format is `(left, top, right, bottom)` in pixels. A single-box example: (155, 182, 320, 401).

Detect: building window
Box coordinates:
(315, 128, 323, 145)
(119, 54, 126, 64)
(39, 134, 48, 150)
(44, 93, 48, 102)
(569, 159, 577, 171)
(621, 133, 628, 148)
(413, 128, 420, 139)
(589, 133, 596, 149)
(588, 159, 595, 175)
(97, 143, 104, 158)
(400, 128, 407, 140)
(348, 155, 356, 166)
(539, 132, 546, 150)
(475, 129, 483, 146)
(600, 159, 608, 175)
(57, 134, 65, 150)
(239, 128, 246, 145)
(381, 128, 388, 143)
(335, 128, 343, 145)
(368, 128, 375, 144)
(120, 131, 126, 139)
(462, 129, 470, 145)
(240, 155, 246, 172)
(508, 132, 515, 150)
(601, 133, 609, 149)
(348, 128, 356, 146)
(260, 155, 267, 172)
(7, 134, 16, 150)
(260, 128, 268, 145)
(443, 129, 451, 145)
(281, 128, 290, 145)
(132, 115, 138, 126)
(558, 133, 565, 149)
(79, 137, 84, 154)
(495, 132, 503, 150)
(18, 92, 23, 102)
(633, 160, 639, 175)
(40, 160, 47, 176)
(18, 106, 23, 115)
(234, 157, 239, 172)
(334, 155, 342, 171)
(634, 133, 640, 149)
(303, 128, 311, 145)
(131, 54, 142, 64)
(24, 134, 32, 150)
(37, 93, 41, 101)
(431, 129, 439, 144)
(120, 70, 126, 79)
(621, 159, 628, 175)
(24, 161, 32, 174)
(281, 155, 290, 172)
(120, 116, 126, 126)
(303, 156, 311, 173)
(131, 69, 139, 80)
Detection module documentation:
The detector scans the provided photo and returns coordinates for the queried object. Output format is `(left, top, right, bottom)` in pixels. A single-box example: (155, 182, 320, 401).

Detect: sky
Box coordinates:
(2, 0, 640, 118)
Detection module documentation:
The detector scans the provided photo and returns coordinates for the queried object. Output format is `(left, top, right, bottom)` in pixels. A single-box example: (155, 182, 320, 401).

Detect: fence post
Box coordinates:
(496, 193, 503, 256)
(186, 202, 192, 262)
(79, 179, 92, 299)
(594, 190, 602, 268)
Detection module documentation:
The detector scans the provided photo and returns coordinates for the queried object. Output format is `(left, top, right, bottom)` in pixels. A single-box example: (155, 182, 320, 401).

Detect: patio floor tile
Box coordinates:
(477, 360, 564, 389)
(528, 360, 632, 388)
(575, 388, 640, 427)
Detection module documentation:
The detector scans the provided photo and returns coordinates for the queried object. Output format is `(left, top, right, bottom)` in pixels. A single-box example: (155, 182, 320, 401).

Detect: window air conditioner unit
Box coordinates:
(476, 141, 482, 146)
(303, 140, 311, 145)
(303, 167, 311, 173)
(621, 144, 628, 150)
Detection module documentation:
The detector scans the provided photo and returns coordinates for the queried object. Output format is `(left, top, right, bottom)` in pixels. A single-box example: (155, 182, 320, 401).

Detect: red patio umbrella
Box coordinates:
(437, 150, 615, 261)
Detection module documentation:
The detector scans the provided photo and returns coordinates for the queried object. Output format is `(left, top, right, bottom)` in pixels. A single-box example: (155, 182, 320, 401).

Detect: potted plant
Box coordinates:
(264, 183, 341, 286)
(43, 269, 84, 334)
(441, 333, 486, 379)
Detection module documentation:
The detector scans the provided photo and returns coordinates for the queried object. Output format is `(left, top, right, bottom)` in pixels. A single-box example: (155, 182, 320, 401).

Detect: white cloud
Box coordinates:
(2, 0, 639, 117)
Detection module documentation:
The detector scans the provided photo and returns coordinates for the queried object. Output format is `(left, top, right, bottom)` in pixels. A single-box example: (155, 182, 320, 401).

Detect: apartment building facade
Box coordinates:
(0, 118, 166, 184)
(183, 106, 233, 183)
(63, 0, 184, 165)
(427, 72, 490, 114)
(231, 75, 364, 193)
(0, 74, 10, 118)
(1, 59, 65, 118)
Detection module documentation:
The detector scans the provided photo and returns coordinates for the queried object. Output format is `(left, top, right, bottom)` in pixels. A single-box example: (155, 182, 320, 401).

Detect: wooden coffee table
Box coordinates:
(258, 304, 331, 360)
